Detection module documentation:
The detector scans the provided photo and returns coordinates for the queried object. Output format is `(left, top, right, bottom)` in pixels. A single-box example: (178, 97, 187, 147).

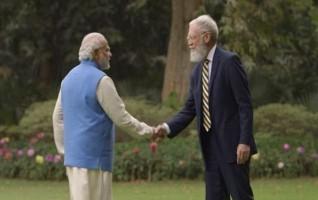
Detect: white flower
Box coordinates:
(252, 153, 260, 160)
(277, 161, 284, 169)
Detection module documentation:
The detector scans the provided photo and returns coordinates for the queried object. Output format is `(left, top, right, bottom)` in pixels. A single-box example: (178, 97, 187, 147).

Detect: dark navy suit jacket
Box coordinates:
(167, 47, 257, 162)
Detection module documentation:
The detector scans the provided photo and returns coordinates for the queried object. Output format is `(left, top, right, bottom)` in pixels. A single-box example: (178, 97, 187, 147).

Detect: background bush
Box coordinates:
(0, 97, 193, 141)
(1, 133, 317, 181)
(0, 100, 56, 139)
(250, 134, 318, 178)
(254, 103, 318, 136)
(0, 133, 64, 180)
(113, 135, 203, 181)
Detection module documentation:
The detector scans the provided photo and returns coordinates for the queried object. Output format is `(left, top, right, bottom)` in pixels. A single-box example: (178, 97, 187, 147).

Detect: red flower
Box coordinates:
(4, 151, 13, 160)
(30, 137, 39, 145)
(0, 148, 4, 156)
(132, 147, 140, 154)
(149, 142, 158, 154)
(36, 132, 45, 139)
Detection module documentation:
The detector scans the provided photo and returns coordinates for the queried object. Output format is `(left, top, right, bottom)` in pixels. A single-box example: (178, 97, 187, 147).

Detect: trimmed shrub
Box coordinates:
(1, 100, 56, 139)
(254, 103, 318, 136)
(116, 97, 177, 140)
(121, 97, 195, 140)
(17, 100, 56, 137)
(2, 97, 192, 141)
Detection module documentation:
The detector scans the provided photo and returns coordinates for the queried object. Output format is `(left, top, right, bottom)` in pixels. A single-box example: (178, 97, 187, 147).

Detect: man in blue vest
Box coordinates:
(153, 15, 256, 200)
(53, 32, 154, 200)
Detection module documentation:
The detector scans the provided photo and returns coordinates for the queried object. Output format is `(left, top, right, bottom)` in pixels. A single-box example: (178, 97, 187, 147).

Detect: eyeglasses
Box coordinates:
(187, 32, 211, 42)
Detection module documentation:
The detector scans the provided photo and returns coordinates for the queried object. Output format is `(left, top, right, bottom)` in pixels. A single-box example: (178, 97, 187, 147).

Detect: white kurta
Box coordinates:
(53, 76, 153, 200)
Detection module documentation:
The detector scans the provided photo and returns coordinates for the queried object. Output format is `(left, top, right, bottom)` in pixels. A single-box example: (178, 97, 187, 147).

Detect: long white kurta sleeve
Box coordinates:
(52, 76, 153, 154)
(52, 91, 65, 154)
(96, 76, 153, 135)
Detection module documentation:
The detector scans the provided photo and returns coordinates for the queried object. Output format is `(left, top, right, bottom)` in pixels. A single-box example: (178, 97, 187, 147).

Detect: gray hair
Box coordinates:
(78, 32, 106, 61)
(190, 15, 219, 43)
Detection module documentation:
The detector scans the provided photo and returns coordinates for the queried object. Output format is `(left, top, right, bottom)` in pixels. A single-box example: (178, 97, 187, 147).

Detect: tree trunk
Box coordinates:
(38, 62, 56, 88)
(161, 0, 203, 103)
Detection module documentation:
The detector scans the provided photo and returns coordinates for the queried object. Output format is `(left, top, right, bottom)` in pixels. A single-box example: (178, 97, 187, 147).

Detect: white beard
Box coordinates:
(99, 58, 111, 70)
(190, 43, 209, 63)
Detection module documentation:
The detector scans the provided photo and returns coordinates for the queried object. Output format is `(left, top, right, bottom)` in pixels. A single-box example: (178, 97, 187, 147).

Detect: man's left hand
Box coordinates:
(236, 144, 250, 164)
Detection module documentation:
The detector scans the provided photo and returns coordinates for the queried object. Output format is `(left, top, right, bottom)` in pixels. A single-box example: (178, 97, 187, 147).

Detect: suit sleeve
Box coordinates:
(225, 55, 253, 145)
(167, 71, 196, 138)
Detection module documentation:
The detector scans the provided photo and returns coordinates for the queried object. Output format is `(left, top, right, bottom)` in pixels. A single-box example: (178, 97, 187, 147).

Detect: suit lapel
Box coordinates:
(197, 61, 204, 114)
(209, 47, 221, 93)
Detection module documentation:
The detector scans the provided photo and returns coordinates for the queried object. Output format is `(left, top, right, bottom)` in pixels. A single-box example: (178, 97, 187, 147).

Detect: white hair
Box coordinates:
(78, 32, 106, 61)
(190, 15, 219, 42)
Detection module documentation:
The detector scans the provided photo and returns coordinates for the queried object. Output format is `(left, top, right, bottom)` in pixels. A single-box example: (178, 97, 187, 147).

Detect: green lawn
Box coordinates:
(0, 178, 317, 200)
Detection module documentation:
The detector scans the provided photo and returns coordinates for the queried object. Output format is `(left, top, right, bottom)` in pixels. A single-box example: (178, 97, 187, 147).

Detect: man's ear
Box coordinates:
(203, 33, 211, 43)
(92, 49, 98, 60)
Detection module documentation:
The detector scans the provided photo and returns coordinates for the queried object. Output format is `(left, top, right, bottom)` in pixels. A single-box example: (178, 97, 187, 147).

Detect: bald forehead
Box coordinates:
(188, 23, 201, 34)
(187, 23, 202, 39)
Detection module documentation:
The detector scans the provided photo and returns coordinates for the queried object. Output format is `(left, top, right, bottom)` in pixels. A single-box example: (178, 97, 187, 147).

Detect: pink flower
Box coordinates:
(0, 137, 10, 145)
(27, 148, 35, 157)
(45, 154, 54, 162)
(149, 142, 158, 154)
(283, 143, 290, 151)
(53, 154, 62, 163)
(16, 149, 24, 157)
(296, 146, 305, 154)
(36, 132, 45, 139)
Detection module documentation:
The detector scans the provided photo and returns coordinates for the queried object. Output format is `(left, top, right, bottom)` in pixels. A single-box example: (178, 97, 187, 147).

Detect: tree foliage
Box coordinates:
(1, 0, 318, 124)
(0, 0, 170, 123)
(220, 0, 318, 104)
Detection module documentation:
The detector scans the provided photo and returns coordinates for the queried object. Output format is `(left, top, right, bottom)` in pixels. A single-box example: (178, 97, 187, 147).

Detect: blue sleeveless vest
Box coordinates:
(61, 60, 114, 171)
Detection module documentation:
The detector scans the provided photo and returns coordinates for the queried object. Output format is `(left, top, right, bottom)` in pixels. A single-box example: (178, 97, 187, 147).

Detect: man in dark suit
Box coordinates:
(154, 15, 257, 200)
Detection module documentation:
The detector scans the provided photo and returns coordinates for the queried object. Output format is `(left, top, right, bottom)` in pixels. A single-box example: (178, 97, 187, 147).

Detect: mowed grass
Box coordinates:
(0, 177, 317, 200)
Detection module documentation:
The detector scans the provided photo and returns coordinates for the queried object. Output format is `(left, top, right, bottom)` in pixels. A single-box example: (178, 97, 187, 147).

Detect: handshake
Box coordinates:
(150, 124, 168, 143)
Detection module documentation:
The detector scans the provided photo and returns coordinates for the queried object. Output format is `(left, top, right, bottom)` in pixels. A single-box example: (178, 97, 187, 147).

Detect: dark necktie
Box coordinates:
(201, 59, 211, 132)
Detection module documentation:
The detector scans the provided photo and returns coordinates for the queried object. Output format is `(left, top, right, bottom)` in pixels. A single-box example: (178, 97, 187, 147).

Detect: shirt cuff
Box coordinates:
(163, 123, 171, 134)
